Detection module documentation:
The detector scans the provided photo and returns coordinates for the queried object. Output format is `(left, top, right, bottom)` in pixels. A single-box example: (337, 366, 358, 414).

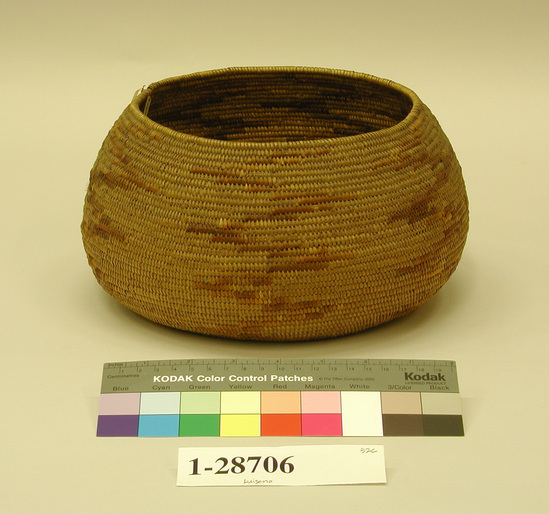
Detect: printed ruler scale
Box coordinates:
(97, 359, 463, 438)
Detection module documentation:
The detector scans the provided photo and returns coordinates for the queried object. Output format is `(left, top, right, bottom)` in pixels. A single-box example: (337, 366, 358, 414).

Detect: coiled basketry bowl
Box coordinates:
(82, 67, 468, 341)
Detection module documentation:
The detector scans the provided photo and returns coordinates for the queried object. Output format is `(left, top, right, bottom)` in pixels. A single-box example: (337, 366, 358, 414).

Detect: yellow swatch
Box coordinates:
(220, 414, 261, 437)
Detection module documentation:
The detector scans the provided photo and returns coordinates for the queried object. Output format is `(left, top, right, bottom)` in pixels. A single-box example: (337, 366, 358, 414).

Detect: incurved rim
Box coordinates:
(130, 66, 422, 149)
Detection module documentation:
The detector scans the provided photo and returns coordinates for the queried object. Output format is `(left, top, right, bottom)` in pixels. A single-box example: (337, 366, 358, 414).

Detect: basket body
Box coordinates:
(82, 67, 468, 341)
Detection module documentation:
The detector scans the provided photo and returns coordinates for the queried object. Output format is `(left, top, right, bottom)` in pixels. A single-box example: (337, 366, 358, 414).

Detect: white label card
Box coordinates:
(177, 445, 386, 487)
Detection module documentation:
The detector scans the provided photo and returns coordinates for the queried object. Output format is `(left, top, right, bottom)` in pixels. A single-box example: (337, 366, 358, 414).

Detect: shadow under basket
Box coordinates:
(81, 67, 468, 341)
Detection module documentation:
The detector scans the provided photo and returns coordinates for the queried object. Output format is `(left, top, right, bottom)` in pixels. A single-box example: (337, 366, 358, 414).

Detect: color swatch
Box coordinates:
(97, 390, 463, 437)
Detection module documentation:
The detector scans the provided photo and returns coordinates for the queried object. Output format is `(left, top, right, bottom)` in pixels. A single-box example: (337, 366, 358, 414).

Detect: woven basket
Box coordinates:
(82, 67, 468, 341)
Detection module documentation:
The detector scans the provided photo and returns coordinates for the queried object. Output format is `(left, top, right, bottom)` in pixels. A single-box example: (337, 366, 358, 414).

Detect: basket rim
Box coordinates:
(130, 66, 422, 150)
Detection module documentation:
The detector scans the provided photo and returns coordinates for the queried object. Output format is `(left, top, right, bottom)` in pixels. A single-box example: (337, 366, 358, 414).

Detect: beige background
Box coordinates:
(1, 0, 548, 512)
